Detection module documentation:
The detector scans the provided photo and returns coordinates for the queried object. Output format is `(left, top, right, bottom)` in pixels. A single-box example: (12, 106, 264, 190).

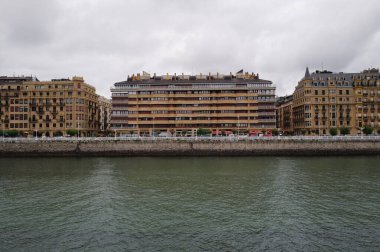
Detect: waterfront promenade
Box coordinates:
(1, 136, 380, 157)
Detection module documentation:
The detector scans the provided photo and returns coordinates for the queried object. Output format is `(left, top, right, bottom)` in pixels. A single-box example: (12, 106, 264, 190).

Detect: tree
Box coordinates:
(197, 128, 210, 136)
(329, 127, 338, 136)
(4, 130, 18, 137)
(66, 129, 78, 136)
(377, 128, 380, 135)
(339, 127, 350, 135)
(300, 129, 307, 135)
(272, 128, 279, 136)
(362, 126, 373, 135)
(53, 131, 63, 137)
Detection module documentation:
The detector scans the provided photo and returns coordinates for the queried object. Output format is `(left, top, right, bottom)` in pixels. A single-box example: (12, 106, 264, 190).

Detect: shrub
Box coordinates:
(339, 127, 350, 135)
(66, 129, 78, 136)
(362, 126, 373, 135)
(4, 130, 18, 137)
(197, 128, 210, 136)
(329, 127, 338, 136)
(53, 131, 63, 137)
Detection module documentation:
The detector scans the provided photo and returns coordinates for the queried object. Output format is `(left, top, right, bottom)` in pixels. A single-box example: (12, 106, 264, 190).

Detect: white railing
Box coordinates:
(1, 135, 380, 142)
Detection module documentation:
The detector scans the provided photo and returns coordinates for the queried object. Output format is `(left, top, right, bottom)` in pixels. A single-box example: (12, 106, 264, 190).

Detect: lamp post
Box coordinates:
(360, 126, 363, 139)
(77, 115, 80, 140)
(2, 119, 4, 141)
(35, 123, 38, 140)
(152, 116, 155, 138)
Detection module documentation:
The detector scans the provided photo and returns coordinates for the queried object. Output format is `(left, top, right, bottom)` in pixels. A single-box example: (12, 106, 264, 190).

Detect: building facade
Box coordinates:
(276, 95, 293, 135)
(0, 76, 99, 137)
(110, 71, 276, 136)
(352, 69, 380, 131)
(290, 68, 380, 135)
(98, 96, 111, 134)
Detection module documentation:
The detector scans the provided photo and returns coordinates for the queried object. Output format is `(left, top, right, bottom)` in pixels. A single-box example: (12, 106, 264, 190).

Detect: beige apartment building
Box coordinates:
(352, 69, 380, 130)
(98, 96, 111, 133)
(110, 70, 276, 136)
(290, 68, 380, 135)
(275, 95, 293, 135)
(0, 76, 99, 137)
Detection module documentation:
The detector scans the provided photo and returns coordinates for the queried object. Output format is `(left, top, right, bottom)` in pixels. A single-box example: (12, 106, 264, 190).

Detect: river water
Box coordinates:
(1, 157, 379, 251)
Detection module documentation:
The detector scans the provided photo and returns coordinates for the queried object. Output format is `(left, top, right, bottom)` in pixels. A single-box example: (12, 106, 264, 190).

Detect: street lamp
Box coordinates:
(2, 119, 4, 141)
(152, 116, 155, 138)
(35, 123, 38, 140)
(77, 115, 80, 140)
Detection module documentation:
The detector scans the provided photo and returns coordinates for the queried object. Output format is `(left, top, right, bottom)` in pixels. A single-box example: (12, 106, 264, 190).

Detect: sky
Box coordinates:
(1, 0, 380, 98)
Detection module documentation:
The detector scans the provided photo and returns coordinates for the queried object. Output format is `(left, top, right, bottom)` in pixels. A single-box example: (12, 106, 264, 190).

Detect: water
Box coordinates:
(1, 157, 379, 251)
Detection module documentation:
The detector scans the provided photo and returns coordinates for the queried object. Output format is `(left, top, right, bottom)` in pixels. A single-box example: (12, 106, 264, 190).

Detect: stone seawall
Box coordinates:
(0, 139, 380, 156)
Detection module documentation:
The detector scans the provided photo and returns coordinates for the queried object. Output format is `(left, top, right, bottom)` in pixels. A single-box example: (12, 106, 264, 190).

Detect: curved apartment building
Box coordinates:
(110, 71, 276, 136)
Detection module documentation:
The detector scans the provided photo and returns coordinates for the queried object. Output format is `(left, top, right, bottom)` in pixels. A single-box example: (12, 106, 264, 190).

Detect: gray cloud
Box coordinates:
(1, 0, 379, 97)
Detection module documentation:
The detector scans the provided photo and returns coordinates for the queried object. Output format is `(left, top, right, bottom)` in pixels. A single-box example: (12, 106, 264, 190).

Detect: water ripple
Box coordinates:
(1, 157, 380, 251)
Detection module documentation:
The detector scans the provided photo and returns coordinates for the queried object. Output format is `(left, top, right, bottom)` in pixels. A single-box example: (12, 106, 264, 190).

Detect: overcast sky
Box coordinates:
(1, 0, 380, 98)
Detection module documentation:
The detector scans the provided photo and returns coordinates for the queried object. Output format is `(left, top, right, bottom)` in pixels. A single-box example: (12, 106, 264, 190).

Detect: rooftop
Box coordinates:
(0, 75, 38, 84)
(115, 70, 272, 85)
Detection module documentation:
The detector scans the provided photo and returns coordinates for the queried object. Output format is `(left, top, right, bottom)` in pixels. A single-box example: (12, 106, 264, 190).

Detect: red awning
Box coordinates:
(249, 130, 260, 133)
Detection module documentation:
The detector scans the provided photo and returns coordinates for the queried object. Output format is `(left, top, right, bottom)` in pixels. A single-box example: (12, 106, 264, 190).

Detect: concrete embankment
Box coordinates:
(0, 138, 380, 156)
